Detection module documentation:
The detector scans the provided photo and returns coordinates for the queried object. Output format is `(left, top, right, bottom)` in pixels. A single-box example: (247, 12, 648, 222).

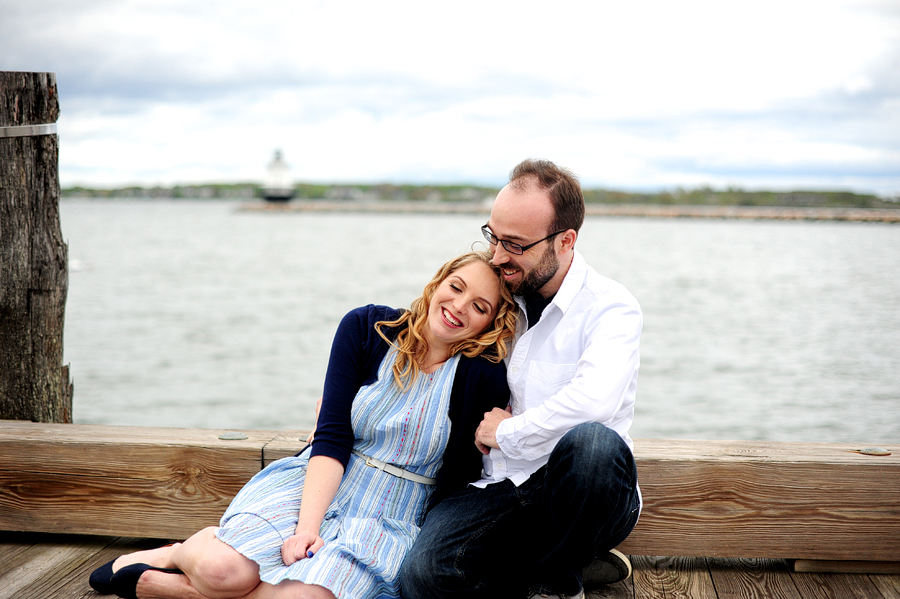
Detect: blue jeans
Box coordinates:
(400, 423, 640, 599)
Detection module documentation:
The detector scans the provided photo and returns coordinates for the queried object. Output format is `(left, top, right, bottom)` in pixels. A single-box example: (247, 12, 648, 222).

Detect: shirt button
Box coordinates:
(510, 366, 519, 374)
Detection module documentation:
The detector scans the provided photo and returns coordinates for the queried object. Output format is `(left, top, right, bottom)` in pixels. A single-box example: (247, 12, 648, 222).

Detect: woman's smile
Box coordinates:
(441, 307, 463, 328)
(425, 261, 500, 352)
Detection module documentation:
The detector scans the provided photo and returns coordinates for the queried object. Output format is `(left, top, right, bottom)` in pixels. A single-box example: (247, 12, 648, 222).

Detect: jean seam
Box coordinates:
(604, 502, 640, 551)
(452, 502, 523, 580)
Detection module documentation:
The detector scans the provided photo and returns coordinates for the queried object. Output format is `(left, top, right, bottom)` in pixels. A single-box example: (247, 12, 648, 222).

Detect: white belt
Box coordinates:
(352, 450, 437, 485)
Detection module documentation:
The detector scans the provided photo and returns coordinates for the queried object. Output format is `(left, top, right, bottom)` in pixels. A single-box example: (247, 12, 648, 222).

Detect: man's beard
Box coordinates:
(512, 245, 560, 296)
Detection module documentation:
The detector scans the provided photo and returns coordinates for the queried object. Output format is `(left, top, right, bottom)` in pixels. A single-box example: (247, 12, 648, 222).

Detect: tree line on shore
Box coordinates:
(62, 182, 899, 210)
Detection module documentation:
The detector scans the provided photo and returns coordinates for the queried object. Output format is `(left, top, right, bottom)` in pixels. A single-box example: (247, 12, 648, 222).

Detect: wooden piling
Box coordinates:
(0, 71, 72, 422)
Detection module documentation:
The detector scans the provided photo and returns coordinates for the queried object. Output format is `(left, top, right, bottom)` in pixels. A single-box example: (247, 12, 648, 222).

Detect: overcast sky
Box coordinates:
(3, 0, 899, 196)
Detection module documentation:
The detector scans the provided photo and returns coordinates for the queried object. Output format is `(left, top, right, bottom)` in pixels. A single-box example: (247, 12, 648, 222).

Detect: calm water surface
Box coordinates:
(60, 199, 900, 444)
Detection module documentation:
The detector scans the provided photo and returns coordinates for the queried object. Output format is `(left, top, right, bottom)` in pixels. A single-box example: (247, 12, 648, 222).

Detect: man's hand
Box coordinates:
(305, 396, 323, 444)
(474, 406, 513, 455)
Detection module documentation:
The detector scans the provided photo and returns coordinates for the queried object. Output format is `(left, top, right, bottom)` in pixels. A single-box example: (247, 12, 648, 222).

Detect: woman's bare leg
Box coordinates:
(111, 527, 339, 599)
(135, 573, 337, 599)
(242, 580, 336, 599)
(172, 527, 261, 598)
(111, 542, 179, 571)
(131, 570, 208, 599)
(112, 527, 261, 599)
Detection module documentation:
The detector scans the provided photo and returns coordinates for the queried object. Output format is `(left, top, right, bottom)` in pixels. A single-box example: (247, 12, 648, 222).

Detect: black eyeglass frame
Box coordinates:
(481, 225, 566, 255)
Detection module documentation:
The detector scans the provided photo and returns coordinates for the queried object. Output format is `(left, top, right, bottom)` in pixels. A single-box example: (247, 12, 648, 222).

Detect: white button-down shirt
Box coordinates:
(474, 249, 642, 488)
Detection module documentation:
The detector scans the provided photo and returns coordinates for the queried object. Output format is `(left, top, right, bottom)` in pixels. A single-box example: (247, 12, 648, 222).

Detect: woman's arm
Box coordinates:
(282, 305, 398, 563)
(312, 305, 398, 464)
(281, 455, 344, 565)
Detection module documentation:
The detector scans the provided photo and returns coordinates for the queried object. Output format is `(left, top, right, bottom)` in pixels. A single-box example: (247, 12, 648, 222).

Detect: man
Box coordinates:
(400, 159, 642, 599)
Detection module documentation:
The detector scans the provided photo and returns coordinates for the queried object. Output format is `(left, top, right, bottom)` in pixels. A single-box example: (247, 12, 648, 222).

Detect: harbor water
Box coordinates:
(60, 199, 900, 444)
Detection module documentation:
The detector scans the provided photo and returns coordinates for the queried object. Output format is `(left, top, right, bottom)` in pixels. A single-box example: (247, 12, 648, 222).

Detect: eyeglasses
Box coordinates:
(481, 225, 565, 255)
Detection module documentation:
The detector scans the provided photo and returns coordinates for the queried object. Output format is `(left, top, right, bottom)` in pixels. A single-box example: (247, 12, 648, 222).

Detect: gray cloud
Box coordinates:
(3, 0, 899, 195)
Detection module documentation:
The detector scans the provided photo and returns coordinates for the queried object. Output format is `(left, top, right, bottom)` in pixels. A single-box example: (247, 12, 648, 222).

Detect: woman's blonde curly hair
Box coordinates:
(375, 251, 519, 389)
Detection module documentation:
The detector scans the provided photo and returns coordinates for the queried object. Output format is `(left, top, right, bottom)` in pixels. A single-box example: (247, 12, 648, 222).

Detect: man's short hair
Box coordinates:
(509, 159, 585, 234)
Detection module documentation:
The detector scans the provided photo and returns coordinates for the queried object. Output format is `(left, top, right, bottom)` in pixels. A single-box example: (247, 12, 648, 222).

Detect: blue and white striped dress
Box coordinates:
(216, 349, 461, 598)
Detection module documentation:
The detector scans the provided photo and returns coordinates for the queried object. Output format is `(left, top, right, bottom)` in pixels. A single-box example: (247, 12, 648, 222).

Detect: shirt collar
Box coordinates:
(513, 249, 586, 318)
(548, 249, 587, 315)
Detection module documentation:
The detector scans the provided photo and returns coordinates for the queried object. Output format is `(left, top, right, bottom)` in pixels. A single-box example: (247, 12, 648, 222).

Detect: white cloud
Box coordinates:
(4, 0, 899, 195)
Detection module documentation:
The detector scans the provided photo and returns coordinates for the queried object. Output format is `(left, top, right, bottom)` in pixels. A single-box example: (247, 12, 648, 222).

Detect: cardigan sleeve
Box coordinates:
(427, 355, 510, 511)
(310, 304, 400, 467)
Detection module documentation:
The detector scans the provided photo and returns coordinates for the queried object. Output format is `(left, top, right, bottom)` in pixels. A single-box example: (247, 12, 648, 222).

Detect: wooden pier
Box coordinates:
(1, 419, 898, 598)
(3, 532, 900, 599)
(3, 69, 898, 597)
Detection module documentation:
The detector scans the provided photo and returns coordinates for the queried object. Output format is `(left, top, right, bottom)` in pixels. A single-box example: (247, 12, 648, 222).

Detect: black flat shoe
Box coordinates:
(109, 563, 183, 599)
(89, 559, 117, 594)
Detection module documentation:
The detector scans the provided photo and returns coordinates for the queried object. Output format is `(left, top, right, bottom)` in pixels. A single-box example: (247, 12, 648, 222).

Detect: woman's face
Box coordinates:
(425, 261, 501, 354)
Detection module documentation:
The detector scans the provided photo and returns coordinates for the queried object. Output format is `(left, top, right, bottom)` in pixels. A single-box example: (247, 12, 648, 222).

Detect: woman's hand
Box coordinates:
(281, 531, 325, 566)
(286, 455, 343, 566)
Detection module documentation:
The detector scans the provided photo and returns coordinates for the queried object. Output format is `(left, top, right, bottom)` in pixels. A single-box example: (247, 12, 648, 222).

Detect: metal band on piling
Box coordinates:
(0, 124, 58, 138)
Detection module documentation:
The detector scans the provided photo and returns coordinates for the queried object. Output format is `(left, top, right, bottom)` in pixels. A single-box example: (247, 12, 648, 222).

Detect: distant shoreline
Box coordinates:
(237, 200, 900, 223)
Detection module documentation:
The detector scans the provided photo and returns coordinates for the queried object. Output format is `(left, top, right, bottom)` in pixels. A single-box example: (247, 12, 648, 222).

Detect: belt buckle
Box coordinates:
(365, 457, 378, 469)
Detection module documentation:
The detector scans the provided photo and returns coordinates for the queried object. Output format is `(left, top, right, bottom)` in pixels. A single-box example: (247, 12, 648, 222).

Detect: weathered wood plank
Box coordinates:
(0, 532, 58, 582)
(790, 569, 892, 599)
(631, 555, 718, 598)
(618, 439, 900, 561)
(794, 560, 900, 575)
(56, 537, 167, 599)
(707, 558, 800, 599)
(0, 535, 99, 599)
(585, 582, 632, 599)
(584, 572, 632, 599)
(0, 420, 306, 539)
(870, 574, 900, 599)
(0, 533, 163, 599)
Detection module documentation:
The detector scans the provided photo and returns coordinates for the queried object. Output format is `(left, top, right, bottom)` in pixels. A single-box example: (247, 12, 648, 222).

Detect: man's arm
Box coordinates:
(496, 300, 642, 461)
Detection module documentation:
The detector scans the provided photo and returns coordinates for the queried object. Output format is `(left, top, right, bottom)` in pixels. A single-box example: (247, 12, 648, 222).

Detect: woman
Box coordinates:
(90, 251, 518, 599)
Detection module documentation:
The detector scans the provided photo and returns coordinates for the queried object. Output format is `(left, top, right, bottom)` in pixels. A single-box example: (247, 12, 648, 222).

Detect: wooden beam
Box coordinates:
(0, 420, 307, 539)
(618, 439, 900, 561)
(262, 430, 309, 467)
(1, 422, 897, 563)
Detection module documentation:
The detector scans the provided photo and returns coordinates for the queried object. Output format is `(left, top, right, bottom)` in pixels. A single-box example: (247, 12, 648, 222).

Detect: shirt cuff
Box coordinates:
(495, 417, 515, 455)
(496, 416, 559, 461)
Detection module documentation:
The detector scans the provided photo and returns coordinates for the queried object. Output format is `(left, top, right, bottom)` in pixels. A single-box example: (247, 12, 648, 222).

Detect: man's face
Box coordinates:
(486, 183, 561, 297)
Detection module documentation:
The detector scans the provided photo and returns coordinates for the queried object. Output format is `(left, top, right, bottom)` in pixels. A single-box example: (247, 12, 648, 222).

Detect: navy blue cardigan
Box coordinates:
(310, 304, 510, 510)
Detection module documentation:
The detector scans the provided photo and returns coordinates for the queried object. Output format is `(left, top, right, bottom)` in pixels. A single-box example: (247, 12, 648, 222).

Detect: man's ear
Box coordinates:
(558, 229, 577, 253)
